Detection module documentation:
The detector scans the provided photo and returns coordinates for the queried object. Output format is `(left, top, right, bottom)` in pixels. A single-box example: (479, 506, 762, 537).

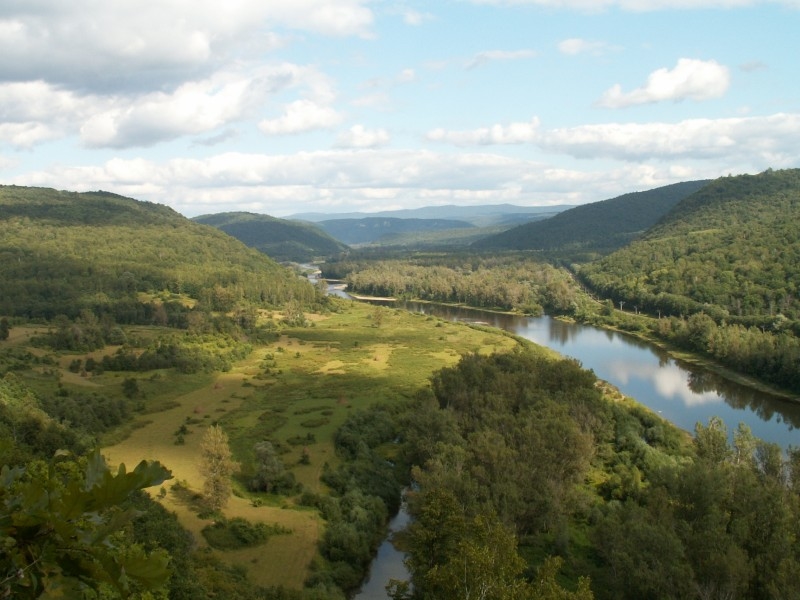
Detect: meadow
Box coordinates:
(92, 299, 521, 589)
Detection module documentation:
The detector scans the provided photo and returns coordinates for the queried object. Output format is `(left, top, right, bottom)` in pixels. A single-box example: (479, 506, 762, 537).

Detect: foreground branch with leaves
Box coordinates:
(1, 450, 172, 599)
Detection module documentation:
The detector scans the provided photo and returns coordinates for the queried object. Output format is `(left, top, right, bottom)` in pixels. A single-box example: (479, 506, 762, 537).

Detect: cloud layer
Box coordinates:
(1, 0, 797, 217)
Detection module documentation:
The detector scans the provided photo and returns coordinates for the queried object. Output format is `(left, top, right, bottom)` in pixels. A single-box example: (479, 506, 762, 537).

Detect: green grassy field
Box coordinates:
(92, 299, 522, 589)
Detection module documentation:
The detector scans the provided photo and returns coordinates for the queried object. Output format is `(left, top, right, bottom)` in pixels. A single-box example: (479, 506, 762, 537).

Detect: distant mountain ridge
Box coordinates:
(289, 203, 573, 226)
(314, 217, 475, 246)
(287, 205, 572, 248)
(473, 180, 711, 255)
(192, 211, 348, 262)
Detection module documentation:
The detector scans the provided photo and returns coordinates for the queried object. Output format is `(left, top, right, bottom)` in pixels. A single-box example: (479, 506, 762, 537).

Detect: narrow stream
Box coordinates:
(317, 277, 800, 598)
(353, 499, 411, 599)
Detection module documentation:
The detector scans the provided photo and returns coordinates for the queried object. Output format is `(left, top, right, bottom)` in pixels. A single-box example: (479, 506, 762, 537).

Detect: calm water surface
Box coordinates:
(328, 282, 800, 599)
(395, 300, 800, 449)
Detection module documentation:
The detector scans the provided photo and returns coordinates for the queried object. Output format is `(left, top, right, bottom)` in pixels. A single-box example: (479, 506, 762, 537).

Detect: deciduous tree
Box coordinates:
(199, 425, 238, 512)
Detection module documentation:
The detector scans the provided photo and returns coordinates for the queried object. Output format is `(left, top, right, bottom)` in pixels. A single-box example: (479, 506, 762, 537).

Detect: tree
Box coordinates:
(250, 440, 285, 493)
(122, 377, 140, 399)
(0, 317, 9, 341)
(1, 450, 172, 599)
(283, 300, 307, 327)
(199, 425, 238, 512)
(529, 556, 594, 600)
(694, 416, 731, 464)
(423, 513, 527, 600)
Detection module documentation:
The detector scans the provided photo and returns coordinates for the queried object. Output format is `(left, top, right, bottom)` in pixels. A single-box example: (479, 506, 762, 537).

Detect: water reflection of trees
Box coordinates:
(387, 299, 800, 435)
(548, 319, 580, 345)
(687, 369, 800, 429)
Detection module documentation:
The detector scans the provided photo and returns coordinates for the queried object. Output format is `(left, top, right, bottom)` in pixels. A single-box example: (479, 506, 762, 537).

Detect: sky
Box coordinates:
(1, 0, 798, 218)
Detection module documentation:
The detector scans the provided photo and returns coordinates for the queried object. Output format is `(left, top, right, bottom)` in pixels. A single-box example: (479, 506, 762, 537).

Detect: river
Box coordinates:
(325, 282, 800, 598)
(391, 300, 800, 449)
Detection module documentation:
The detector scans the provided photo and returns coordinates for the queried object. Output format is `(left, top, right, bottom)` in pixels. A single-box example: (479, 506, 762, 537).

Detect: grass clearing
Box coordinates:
(96, 299, 523, 590)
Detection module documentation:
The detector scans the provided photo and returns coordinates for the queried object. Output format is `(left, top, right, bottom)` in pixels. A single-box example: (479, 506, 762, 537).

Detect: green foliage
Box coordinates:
(0, 450, 172, 598)
(102, 332, 252, 374)
(200, 425, 238, 512)
(0, 374, 85, 466)
(394, 351, 800, 599)
(201, 517, 290, 550)
(474, 180, 708, 255)
(249, 440, 296, 494)
(0, 185, 317, 321)
(308, 404, 403, 594)
(590, 415, 800, 599)
(39, 390, 131, 437)
(333, 253, 574, 313)
(193, 211, 348, 262)
(579, 168, 800, 391)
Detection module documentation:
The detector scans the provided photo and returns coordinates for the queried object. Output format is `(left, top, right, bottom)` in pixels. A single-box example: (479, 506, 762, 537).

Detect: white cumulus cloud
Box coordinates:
(335, 125, 391, 148)
(81, 67, 298, 148)
(258, 99, 343, 135)
(540, 113, 800, 163)
(597, 58, 731, 107)
(427, 119, 541, 145)
(424, 112, 800, 168)
(0, 0, 373, 93)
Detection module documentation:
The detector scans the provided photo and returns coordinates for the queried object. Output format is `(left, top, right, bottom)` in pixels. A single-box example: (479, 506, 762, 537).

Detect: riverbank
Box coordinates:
(362, 288, 799, 406)
(575, 316, 800, 405)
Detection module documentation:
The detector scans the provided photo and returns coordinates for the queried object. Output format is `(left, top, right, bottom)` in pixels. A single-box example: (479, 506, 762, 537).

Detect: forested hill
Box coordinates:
(0, 186, 315, 320)
(578, 169, 800, 390)
(472, 180, 709, 255)
(315, 216, 474, 245)
(580, 169, 800, 321)
(0, 186, 183, 226)
(193, 211, 348, 262)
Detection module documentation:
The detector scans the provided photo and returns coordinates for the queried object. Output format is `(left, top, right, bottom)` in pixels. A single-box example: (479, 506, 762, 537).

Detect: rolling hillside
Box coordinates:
(193, 211, 348, 262)
(315, 217, 475, 246)
(579, 169, 800, 324)
(289, 203, 571, 226)
(472, 180, 710, 255)
(0, 186, 315, 319)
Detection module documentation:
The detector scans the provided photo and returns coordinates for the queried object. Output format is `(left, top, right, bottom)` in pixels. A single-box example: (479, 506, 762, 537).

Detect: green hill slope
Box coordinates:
(578, 169, 800, 391)
(0, 186, 314, 320)
(316, 217, 474, 245)
(579, 169, 800, 322)
(193, 211, 348, 262)
(473, 180, 709, 256)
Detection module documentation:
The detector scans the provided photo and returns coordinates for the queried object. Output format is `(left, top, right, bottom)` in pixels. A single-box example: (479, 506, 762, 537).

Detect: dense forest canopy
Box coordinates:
(580, 169, 800, 321)
(575, 169, 800, 391)
(0, 186, 316, 320)
(473, 180, 709, 256)
(193, 211, 348, 262)
(393, 350, 800, 600)
(326, 252, 582, 315)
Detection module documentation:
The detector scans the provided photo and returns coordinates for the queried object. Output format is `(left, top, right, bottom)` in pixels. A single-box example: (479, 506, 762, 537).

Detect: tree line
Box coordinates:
(388, 349, 800, 599)
(324, 253, 580, 315)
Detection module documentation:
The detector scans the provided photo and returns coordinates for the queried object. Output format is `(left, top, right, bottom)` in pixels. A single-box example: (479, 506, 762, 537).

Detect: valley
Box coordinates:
(3, 170, 800, 599)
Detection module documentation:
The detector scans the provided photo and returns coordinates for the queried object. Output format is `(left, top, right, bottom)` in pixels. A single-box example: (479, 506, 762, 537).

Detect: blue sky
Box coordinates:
(1, 0, 798, 217)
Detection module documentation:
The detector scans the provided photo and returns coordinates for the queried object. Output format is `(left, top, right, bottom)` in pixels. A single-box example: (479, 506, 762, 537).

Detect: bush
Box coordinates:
(201, 517, 290, 550)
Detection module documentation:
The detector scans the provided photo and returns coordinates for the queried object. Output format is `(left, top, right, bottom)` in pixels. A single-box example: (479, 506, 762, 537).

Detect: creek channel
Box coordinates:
(319, 281, 800, 598)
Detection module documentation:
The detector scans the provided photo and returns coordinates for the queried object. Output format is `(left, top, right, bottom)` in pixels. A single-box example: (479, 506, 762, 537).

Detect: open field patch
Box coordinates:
(94, 300, 524, 590)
